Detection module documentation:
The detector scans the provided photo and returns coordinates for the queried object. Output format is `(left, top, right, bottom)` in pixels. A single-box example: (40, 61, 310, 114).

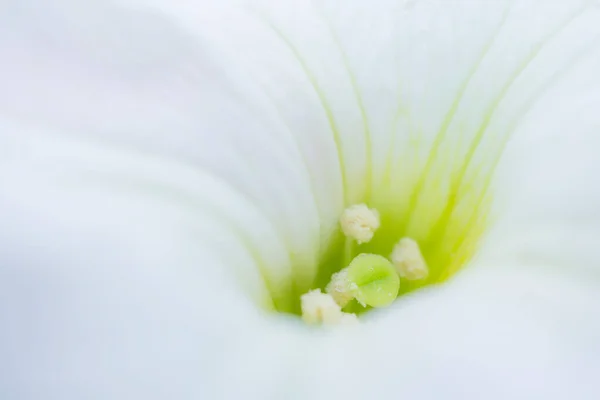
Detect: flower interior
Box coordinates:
(284, 126, 506, 324)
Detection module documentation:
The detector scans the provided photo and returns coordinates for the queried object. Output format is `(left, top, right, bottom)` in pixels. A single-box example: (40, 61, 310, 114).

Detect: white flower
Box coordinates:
(1, 0, 600, 398)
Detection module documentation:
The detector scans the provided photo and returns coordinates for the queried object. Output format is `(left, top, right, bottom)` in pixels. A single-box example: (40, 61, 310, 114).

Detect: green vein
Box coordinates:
(461, 31, 600, 246)
(318, 9, 374, 203)
(402, 2, 512, 231)
(261, 17, 350, 206)
(425, 3, 594, 282)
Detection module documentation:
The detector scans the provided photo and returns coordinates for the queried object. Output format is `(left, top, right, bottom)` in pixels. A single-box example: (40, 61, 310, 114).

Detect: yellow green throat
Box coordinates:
(283, 132, 500, 325)
(290, 117, 504, 324)
(253, 109, 512, 322)
(307, 191, 491, 323)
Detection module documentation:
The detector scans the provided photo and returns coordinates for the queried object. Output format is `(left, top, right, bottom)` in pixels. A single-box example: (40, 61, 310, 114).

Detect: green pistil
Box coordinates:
(345, 253, 399, 308)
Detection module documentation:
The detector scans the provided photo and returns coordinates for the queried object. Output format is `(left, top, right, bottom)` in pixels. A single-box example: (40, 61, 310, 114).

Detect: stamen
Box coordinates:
(301, 289, 345, 325)
(339, 204, 380, 244)
(390, 237, 429, 280)
(325, 268, 355, 308)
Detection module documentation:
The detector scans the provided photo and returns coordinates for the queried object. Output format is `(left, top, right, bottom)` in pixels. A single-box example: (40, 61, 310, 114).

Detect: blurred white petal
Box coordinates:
(0, 1, 331, 307)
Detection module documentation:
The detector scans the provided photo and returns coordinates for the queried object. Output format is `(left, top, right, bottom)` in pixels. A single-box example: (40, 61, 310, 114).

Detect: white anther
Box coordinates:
(325, 268, 355, 308)
(390, 237, 429, 280)
(339, 204, 380, 244)
(301, 289, 343, 325)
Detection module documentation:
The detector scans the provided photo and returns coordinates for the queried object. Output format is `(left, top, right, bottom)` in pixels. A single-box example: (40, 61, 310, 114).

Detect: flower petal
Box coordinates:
(0, 118, 314, 396)
(133, 0, 600, 273)
(319, 264, 600, 399)
(481, 84, 600, 280)
(0, 1, 340, 302)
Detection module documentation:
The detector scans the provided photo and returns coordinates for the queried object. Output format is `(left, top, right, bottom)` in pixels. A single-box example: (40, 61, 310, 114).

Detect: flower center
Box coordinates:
(301, 192, 488, 325)
(297, 147, 496, 324)
(303, 208, 483, 325)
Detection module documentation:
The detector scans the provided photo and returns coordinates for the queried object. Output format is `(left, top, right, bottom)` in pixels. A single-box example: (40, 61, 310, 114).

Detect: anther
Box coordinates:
(390, 237, 429, 280)
(339, 204, 380, 244)
(301, 289, 344, 325)
(325, 268, 355, 308)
